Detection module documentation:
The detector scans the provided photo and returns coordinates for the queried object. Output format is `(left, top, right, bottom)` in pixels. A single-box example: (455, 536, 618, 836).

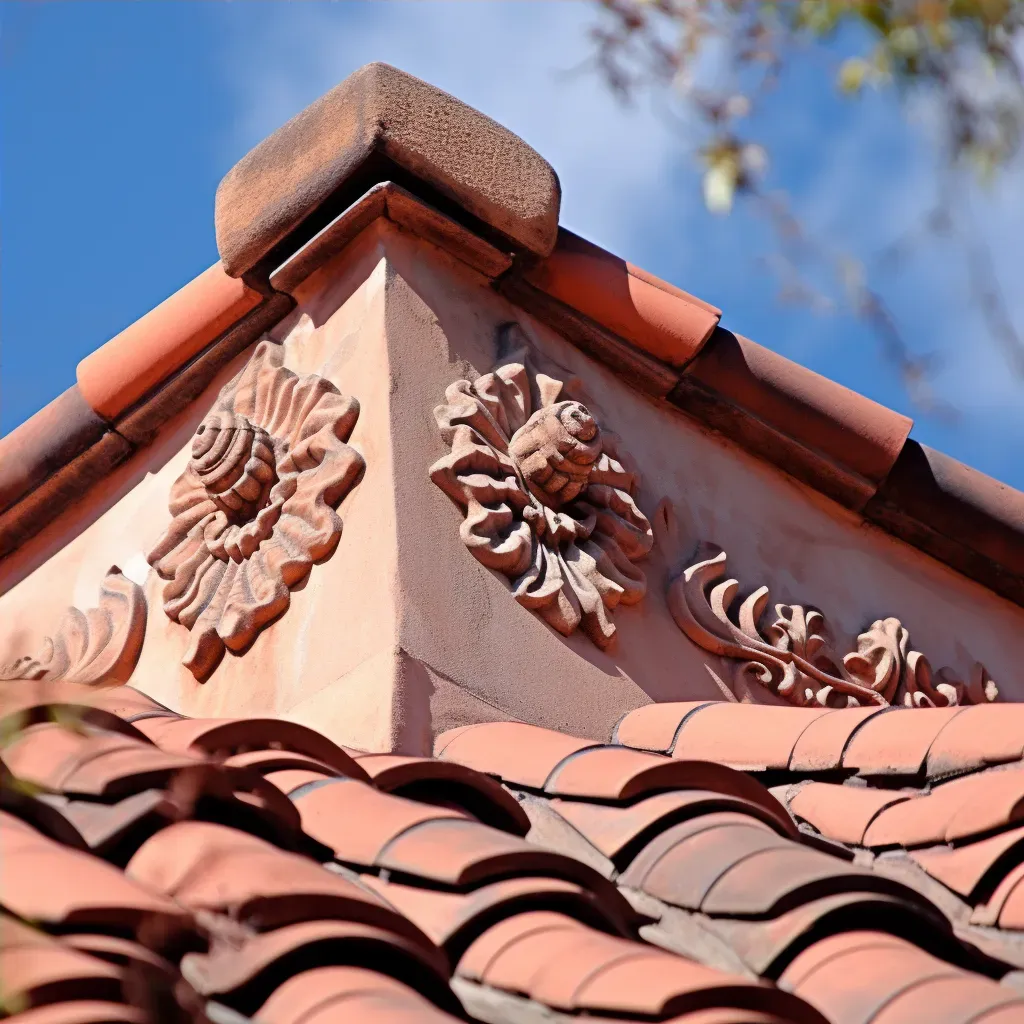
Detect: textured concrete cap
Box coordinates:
(216, 62, 561, 276)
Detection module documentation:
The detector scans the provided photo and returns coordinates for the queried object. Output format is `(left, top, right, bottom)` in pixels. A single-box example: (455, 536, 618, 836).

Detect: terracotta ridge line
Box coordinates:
(0, 281, 294, 564)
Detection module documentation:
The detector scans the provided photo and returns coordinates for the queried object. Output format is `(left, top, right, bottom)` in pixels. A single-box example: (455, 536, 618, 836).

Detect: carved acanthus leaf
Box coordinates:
(2, 568, 146, 685)
(668, 548, 998, 708)
(148, 340, 364, 680)
(430, 331, 653, 648)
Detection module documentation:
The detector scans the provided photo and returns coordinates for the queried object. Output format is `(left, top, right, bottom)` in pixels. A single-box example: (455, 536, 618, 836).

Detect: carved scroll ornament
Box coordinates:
(431, 337, 653, 648)
(669, 548, 999, 708)
(148, 341, 364, 680)
(2, 568, 146, 685)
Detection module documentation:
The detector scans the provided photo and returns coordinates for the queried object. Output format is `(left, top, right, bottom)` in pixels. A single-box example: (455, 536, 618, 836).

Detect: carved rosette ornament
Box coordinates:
(2, 569, 146, 685)
(430, 340, 653, 648)
(148, 341, 364, 679)
(669, 548, 999, 708)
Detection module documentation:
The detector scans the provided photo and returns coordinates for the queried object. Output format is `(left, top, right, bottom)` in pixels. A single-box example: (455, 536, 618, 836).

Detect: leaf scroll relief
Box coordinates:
(669, 548, 999, 708)
(148, 340, 364, 680)
(430, 337, 654, 648)
(2, 568, 146, 685)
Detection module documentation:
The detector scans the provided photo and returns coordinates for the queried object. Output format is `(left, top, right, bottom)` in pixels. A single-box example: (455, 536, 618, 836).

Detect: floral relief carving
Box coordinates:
(2, 568, 146, 685)
(148, 340, 364, 680)
(669, 546, 999, 708)
(430, 331, 653, 648)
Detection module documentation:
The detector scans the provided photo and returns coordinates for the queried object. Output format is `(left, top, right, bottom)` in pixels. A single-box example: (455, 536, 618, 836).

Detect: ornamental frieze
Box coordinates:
(1, 568, 146, 685)
(148, 341, 364, 679)
(431, 329, 653, 648)
(669, 545, 999, 708)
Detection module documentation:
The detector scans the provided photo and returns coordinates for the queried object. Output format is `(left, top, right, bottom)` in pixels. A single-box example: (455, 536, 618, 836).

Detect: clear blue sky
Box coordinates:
(2, 2, 1021, 486)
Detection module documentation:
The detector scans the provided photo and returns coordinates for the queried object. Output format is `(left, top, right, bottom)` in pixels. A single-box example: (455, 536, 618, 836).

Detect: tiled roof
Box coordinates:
(2, 63, 1024, 608)
(4, 682, 1024, 1024)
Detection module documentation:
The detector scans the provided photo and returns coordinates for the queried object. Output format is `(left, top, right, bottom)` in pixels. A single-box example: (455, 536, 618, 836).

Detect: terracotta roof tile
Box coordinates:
(545, 745, 766, 803)
(788, 707, 890, 773)
(924, 703, 1024, 779)
(699, 845, 891, 917)
(612, 701, 714, 752)
(1, 1003, 146, 1024)
(125, 820, 426, 940)
(0, 810, 188, 934)
(629, 817, 792, 908)
(616, 703, 836, 771)
(909, 825, 1024, 899)
(550, 788, 796, 866)
(433, 721, 597, 788)
(350, 753, 530, 835)
(789, 782, 915, 845)
(6, 686, 1024, 1024)
(256, 966, 460, 1024)
(375, 816, 615, 894)
(779, 930, 1019, 1024)
(456, 910, 825, 1023)
(521, 228, 721, 368)
(76, 263, 262, 421)
(132, 717, 367, 780)
(841, 707, 965, 776)
(454, 908, 575, 983)
(992, 872, 1024, 929)
(864, 768, 1024, 848)
(60, 934, 175, 979)
(2, 723, 198, 799)
(870, 975, 1024, 1024)
(37, 789, 170, 855)
(619, 811, 778, 888)
(705, 890, 946, 978)
(290, 778, 468, 864)
(362, 873, 634, 955)
(0, 916, 125, 1010)
(970, 861, 1024, 927)
(181, 919, 453, 1016)
(263, 767, 335, 794)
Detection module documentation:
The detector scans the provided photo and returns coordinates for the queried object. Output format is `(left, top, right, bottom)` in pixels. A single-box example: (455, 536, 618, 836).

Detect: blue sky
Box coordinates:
(2, 1, 1022, 486)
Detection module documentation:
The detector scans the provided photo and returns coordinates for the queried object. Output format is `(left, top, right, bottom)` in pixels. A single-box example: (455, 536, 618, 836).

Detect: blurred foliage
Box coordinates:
(588, 1, 1024, 404)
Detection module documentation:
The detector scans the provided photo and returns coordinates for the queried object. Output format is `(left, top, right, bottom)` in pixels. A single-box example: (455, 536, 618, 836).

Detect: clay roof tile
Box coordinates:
(778, 930, 1004, 1024)
(909, 824, 1024, 899)
(544, 745, 783, 805)
(256, 966, 460, 1024)
(0, 1002, 146, 1024)
(613, 701, 714, 753)
(0, 811, 187, 934)
(363, 874, 634, 955)
(290, 778, 468, 865)
(924, 703, 1024, 779)
(789, 782, 916, 846)
(788, 707, 890, 773)
(841, 707, 965, 776)
(550, 788, 796, 867)
(351, 753, 530, 835)
(869, 975, 1024, 1024)
(181, 919, 452, 1017)
(126, 820, 427, 942)
(132, 717, 367, 780)
(375, 816, 612, 892)
(658, 704, 834, 771)
(433, 722, 598, 788)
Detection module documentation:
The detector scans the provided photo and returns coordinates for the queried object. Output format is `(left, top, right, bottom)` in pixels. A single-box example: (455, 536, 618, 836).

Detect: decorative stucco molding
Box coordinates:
(2, 568, 146, 685)
(669, 547, 999, 708)
(431, 331, 653, 648)
(148, 340, 364, 680)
